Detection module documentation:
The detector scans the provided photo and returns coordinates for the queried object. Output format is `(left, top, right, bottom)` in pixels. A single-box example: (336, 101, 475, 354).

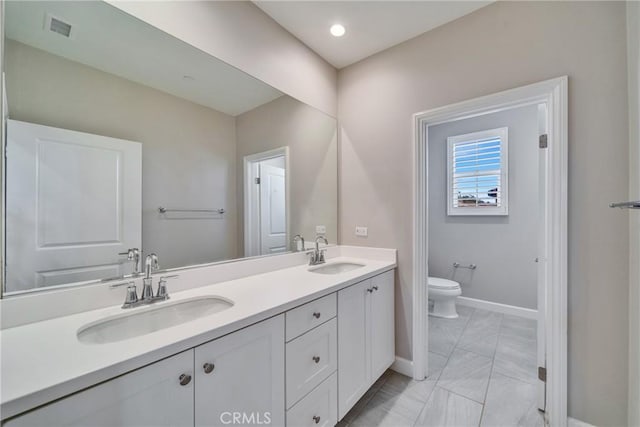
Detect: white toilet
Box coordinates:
(428, 277, 462, 318)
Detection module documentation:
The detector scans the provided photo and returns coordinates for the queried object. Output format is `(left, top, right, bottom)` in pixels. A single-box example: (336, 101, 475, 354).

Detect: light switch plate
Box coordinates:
(316, 225, 326, 234)
(355, 226, 368, 237)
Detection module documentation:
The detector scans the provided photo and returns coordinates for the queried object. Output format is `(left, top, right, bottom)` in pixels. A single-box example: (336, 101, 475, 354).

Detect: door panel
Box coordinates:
(5, 120, 142, 291)
(337, 279, 370, 419)
(194, 315, 285, 427)
(259, 163, 287, 254)
(5, 350, 194, 427)
(370, 270, 395, 380)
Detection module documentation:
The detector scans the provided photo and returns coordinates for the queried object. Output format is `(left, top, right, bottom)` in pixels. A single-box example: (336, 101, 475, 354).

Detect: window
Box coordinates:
(447, 127, 508, 216)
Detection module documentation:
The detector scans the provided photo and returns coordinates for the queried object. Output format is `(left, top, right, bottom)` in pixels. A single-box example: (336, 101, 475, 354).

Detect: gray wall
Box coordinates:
(428, 105, 538, 310)
(236, 95, 338, 254)
(627, 2, 640, 425)
(338, 2, 629, 424)
(5, 40, 238, 269)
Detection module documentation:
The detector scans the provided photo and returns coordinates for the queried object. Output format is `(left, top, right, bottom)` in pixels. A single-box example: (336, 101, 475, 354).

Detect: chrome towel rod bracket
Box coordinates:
(609, 201, 640, 209)
(453, 262, 477, 270)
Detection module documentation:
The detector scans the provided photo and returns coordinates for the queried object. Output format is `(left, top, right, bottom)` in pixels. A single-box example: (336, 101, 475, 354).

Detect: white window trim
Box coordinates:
(446, 127, 509, 216)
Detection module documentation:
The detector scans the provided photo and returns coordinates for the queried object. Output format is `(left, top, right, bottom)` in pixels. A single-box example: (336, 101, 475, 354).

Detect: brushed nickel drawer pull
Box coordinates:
(312, 356, 320, 363)
(312, 415, 321, 424)
(313, 312, 321, 319)
(203, 363, 215, 374)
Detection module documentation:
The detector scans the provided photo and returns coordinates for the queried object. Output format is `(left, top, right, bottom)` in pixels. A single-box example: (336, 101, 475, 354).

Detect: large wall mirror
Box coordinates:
(2, 1, 337, 295)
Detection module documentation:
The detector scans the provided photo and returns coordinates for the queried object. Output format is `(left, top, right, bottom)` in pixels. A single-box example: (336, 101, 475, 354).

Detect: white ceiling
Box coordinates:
(6, 1, 283, 116)
(254, 1, 494, 69)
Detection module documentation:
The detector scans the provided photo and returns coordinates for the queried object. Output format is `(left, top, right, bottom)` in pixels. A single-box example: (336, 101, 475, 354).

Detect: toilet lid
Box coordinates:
(428, 277, 460, 289)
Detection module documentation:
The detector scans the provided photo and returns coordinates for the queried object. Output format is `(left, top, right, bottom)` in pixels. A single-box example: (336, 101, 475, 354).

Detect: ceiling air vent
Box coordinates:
(44, 13, 73, 38)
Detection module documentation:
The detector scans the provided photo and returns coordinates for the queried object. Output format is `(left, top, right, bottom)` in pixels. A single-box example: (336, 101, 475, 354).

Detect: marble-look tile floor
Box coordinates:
(338, 306, 545, 427)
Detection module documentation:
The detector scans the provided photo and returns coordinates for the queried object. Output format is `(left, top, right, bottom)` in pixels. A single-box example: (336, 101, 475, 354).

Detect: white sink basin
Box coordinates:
(77, 296, 234, 344)
(309, 262, 365, 275)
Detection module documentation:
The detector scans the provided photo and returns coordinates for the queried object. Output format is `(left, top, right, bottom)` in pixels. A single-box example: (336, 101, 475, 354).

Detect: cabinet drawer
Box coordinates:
(286, 293, 336, 341)
(286, 318, 337, 408)
(286, 373, 337, 427)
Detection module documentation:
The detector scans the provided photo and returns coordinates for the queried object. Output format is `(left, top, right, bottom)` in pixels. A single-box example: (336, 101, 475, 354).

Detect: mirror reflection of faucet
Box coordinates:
(293, 235, 305, 252)
(118, 248, 141, 276)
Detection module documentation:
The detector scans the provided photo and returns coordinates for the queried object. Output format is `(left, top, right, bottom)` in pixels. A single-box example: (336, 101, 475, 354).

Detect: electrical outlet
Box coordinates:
(315, 225, 326, 234)
(355, 226, 368, 237)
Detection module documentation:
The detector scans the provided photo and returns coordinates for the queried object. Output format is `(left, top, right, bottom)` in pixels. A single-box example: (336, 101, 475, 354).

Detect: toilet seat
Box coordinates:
(428, 277, 460, 290)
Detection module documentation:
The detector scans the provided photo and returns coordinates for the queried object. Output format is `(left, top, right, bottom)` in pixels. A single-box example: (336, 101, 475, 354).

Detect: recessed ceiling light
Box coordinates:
(330, 24, 346, 37)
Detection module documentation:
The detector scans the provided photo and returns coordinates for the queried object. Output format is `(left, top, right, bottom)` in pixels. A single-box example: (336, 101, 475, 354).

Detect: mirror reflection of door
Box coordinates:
(5, 120, 142, 293)
(2, 0, 337, 295)
(245, 150, 288, 257)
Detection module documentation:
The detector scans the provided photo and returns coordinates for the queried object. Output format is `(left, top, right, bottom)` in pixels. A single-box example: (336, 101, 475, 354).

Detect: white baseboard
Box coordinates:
(457, 296, 538, 319)
(390, 356, 414, 377)
(568, 417, 597, 427)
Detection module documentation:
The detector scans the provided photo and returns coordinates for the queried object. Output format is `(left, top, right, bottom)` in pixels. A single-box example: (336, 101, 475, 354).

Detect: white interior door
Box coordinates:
(259, 162, 287, 254)
(537, 104, 548, 411)
(5, 120, 142, 292)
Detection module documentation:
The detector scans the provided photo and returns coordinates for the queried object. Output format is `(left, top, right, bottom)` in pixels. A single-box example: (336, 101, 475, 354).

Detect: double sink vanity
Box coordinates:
(0, 2, 394, 426)
(0, 246, 397, 426)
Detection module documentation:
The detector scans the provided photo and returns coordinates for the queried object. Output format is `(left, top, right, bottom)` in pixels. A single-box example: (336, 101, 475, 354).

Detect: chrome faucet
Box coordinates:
(309, 236, 328, 266)
(110, 264, 179, 309)
(119, 248, 141, 276)
(142, 253, 159, 301)
(293, 234, 305, 252)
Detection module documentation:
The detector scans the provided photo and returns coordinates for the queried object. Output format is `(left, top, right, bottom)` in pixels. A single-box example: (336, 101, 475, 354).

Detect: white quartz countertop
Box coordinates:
(0, 255, 396, 420)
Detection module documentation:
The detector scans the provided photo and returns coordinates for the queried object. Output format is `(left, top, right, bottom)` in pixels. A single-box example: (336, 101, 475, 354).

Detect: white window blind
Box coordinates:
(447, 127, 508, 216)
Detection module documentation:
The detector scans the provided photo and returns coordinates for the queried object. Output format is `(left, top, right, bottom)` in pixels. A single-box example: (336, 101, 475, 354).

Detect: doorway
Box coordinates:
(243, 147, 290, 257)
(412, 77, 568, 425)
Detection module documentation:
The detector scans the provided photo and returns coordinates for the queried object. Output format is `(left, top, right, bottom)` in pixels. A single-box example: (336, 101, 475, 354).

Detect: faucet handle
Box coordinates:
(124, 283, 139, 306)
(157, 275, 179, 300)
(110, 281, 139, 308)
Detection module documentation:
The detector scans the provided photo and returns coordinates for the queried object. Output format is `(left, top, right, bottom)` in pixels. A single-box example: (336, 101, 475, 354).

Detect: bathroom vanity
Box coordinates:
(0, 2, 394, 426)
(0, 247, 396, 426)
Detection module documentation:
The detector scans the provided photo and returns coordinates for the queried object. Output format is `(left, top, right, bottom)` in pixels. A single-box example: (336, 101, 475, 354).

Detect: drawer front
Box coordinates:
(286, 318, 337, 408)
(286, 373, 337, 427)
(286, 293, 336, 341)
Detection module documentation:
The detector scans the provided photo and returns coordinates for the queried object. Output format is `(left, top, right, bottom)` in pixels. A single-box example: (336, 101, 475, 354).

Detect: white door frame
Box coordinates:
(243, 146, 290, 257)
(412, 76, 568, 425)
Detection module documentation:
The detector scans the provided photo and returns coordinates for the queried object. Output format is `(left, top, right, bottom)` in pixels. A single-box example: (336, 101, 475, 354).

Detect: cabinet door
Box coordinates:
(5, 350, 194, 427)
(194, 315, 285, 427)
(337, 279, 371, 420)
(370, 270, 396, 380)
